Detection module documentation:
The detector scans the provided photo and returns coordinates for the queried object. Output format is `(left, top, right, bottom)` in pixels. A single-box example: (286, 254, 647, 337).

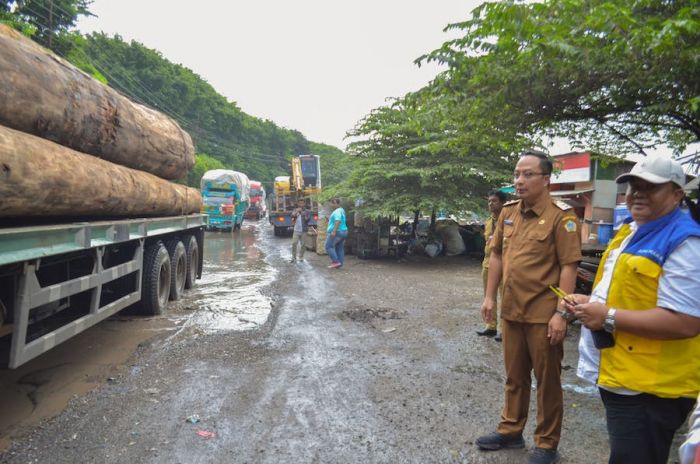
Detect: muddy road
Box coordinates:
(0, 221, 613, 463)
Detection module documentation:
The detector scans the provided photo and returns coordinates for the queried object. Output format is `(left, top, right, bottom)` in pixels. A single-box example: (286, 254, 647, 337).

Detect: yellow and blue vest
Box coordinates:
(595, 208, 700, 399)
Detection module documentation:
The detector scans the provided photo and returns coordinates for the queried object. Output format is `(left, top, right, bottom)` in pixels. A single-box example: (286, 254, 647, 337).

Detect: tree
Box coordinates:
(420, 0, 700, 167)
(186, 153, 225, 188)
(329, 82, 522, 217)
(14, 0, 93, 50)
(2, 3, 351, 191)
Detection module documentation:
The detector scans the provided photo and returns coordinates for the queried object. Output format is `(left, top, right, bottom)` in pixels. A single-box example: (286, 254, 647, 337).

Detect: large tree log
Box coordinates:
(0, 24, 195, 180)
(0, 125, 201, 218)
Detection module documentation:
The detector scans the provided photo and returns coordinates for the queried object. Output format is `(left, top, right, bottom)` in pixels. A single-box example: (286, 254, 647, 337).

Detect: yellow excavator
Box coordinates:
(269, 155, 321, 236)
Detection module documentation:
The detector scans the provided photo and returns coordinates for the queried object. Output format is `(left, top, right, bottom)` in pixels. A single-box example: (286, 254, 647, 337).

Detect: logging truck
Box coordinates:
(269, 155, 321, 236)
(0, 24, 206, 368)
(0, 216, 206, 369)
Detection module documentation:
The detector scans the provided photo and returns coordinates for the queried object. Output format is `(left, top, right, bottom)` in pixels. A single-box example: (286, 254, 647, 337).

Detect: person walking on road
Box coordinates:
(290, 198, 312, 262)
(477, 189, 507, 341)
(565, 157, 700, 464)
(326, 198, 348, 269)
(476, 151, 582, 464)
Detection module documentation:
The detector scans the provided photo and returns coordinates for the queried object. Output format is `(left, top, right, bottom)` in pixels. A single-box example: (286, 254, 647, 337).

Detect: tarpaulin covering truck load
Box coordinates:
(269, 155, 321, 236)
(0, 24, 206, 368)
(201, 170, 250, 231)
(245, 180, 267, 219)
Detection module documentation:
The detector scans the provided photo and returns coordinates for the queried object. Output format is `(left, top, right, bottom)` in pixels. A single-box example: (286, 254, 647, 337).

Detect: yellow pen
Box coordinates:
(549, 285, 576, 306)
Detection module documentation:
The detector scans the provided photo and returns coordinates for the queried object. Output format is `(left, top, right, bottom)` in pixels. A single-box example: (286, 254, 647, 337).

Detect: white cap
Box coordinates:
(616, 156, 685, 187)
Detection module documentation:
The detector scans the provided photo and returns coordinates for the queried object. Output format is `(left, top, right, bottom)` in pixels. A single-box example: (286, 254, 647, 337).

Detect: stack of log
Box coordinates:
(0, 24, 202, 219)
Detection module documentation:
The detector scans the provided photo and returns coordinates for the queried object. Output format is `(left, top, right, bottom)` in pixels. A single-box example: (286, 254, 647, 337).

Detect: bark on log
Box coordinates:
(0, 24, 195, 180)
(0, 125, 201, 218)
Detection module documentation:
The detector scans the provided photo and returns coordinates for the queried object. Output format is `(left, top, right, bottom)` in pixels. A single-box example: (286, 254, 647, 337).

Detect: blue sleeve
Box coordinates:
(657, 237, 700, 318)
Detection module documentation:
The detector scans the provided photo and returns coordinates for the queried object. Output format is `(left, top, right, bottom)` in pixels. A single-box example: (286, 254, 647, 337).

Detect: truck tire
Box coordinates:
(165, 239, 187, 301)
(140, 242, 171, 315)
(184, 235, 199, 290)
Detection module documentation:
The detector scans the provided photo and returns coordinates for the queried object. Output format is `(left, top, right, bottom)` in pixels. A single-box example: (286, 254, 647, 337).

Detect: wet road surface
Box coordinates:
(0, 220, 617, 463)
(0, 222, 276, 451)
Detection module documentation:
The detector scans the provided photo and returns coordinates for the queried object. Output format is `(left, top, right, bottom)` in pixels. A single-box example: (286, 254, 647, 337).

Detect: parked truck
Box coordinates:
(201, 170, 250, 231)
(269, 155, 321, 236)
(245, 180, 267, 219)
(0, 24, 205, 368)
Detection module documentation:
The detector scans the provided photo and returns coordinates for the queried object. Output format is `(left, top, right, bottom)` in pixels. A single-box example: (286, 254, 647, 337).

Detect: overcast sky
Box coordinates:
(77, 0, 482, 149)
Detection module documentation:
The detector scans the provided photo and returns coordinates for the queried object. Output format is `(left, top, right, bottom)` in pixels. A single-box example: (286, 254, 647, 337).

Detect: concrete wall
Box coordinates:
(592, 180, 618, 209)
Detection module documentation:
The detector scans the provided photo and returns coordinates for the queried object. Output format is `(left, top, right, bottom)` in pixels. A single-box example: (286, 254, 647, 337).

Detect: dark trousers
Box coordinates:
(599, 388, 695, 464)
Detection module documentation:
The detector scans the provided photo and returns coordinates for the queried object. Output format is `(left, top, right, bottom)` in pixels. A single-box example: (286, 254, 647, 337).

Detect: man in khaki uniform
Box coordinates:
(476, 151, 582, 464)
(477, 189, 507, 340)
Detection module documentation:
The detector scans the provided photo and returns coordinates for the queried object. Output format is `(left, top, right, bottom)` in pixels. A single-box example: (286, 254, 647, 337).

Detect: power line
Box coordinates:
(16, 3, 300, 166)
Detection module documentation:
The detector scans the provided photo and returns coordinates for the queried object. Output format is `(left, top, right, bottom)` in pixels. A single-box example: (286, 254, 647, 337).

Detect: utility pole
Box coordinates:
(47, 0, 53, 48)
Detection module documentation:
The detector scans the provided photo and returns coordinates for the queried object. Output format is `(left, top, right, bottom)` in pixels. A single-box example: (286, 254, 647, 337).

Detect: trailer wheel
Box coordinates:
(140, 242, 171, 315)
(165, 239, 187, 300)
(184, 235, 199, 290)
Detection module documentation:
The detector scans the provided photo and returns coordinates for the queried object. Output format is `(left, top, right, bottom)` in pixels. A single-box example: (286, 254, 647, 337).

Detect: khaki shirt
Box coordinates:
(491, 195, 582, 323)
(482, 215, 496, 269)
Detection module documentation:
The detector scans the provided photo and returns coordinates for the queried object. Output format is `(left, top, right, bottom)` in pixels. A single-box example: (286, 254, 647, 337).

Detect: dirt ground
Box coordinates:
(0, 222, 624, 463)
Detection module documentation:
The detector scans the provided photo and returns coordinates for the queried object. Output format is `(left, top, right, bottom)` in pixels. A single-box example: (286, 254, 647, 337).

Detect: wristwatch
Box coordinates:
(556, 310, 574, 322)
(603, 308, 617, 333)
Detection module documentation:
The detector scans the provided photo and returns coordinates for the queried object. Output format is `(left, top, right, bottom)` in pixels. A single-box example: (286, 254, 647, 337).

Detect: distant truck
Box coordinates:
(201, 170, 250, 231)
(269, 155, 321, 236)
(245, 180, 267, 219)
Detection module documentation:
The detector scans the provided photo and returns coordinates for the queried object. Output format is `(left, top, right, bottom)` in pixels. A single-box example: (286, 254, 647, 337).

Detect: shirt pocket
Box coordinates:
(502, 225, 514, 250)
(614, 330, 661, 355)
(525, 227, 552, 254)
(619, 255, 661, 306)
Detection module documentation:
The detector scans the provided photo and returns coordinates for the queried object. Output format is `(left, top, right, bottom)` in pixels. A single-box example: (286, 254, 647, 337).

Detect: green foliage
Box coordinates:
(185, 153, 225, 187)
(3, 1, 351, 194)
(73, 33, 351, 189)
(309, 141, 354, 189)
(331, 82, 522, 217)
(420, 0, 700, 165)
(338, 0, 700, 216)
(2, 2, 350, 190)
(13, 0, 93, 49)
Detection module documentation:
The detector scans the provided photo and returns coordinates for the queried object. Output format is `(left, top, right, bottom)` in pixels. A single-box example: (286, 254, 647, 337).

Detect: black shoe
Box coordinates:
(476, 328, 497, 337)
(475, 432, 525, 450)
(494, 333, 502, 342)
(528, 447, 560, 464)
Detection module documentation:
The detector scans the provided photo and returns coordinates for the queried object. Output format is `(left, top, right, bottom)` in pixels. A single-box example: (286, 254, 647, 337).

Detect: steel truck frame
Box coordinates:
(0, 214, 206, 368)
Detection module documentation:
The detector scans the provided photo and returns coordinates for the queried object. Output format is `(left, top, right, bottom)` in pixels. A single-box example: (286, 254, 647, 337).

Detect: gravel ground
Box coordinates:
(0, 223, 616, 463)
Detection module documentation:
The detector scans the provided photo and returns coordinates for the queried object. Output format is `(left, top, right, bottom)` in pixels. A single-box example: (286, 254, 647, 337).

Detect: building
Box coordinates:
(549, 152, 634, 244)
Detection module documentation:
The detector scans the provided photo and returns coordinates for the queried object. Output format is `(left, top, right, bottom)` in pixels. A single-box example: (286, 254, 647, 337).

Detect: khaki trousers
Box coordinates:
(481, 266, 502, 330)
(291, 231, 306, 259)
(497, 319, 563, 449)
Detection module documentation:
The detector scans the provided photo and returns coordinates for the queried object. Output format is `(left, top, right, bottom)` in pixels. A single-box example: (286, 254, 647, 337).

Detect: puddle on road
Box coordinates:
(167, 221, 277, 334)
(0, 221, 277, 450)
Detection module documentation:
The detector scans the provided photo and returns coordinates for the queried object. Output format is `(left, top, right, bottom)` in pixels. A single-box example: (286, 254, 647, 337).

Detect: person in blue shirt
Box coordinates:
(326, 198, 348, 269)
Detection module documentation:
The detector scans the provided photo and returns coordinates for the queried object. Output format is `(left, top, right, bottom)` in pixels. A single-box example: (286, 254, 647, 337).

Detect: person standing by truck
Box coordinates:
(291, 198, 312, 262)
(326, 198, 348, 269)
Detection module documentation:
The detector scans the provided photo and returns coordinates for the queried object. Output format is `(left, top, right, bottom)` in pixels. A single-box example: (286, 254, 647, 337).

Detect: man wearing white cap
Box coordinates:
(562, 157, 700, 464)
